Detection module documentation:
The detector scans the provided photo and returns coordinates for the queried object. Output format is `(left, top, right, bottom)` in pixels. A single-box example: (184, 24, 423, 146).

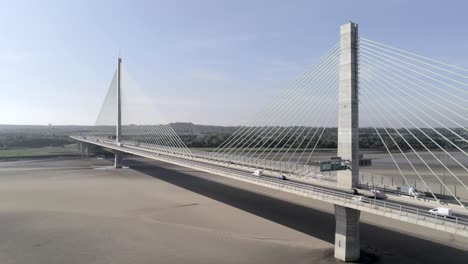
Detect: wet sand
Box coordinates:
(0, 157, 467, 263)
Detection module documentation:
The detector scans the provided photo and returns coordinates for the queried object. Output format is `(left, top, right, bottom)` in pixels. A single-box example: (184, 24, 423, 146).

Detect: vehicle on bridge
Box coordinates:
(252, 169, 263, 177)
(429, 207, 454, 218)
(277, 175, 287, 180)
(398, 186, 425, 198)
(346, 188, 359, 194)
(371, 189, 387, 199)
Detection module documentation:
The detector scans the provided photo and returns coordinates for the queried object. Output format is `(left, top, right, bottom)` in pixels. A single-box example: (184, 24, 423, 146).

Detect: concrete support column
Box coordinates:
(334, 205, 360, 261)
(78, 143, 96, 158)
(114, 151, 123, 169)
(337, 22, 359, 189)
(83, 143, 90, 158)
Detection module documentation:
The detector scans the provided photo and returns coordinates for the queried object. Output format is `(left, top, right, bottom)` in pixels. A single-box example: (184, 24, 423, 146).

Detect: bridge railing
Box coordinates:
(159, 151, 468, 233)
(359, 172, 468, 204)
(189, 149, 336, 180)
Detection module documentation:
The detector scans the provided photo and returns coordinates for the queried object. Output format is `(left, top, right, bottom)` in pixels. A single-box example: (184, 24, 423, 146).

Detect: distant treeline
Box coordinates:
(0, 125, 78, 149)
(0, 134, 74, 149)
(0, 123, 466, 150)
(178, 127, 467, 150)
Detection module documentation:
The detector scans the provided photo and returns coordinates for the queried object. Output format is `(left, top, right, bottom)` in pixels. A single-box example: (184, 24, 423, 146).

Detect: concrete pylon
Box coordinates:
(334, 22, 360, 262)
(116, 57, 122, 145)
(115, 57, 123, 169)
(337, 22, 359, 189)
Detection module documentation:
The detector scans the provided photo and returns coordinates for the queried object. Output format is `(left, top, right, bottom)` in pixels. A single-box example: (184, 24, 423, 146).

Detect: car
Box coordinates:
(346, 188, 359, 194)
(370, 189, 387, 199)
(352, 196, 363, 202)
(252, 169, 263, 177)
(277, 175, 287, 180)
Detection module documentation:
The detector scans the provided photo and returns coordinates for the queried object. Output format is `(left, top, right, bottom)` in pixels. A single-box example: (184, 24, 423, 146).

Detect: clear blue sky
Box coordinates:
(1, 0, 467, 125)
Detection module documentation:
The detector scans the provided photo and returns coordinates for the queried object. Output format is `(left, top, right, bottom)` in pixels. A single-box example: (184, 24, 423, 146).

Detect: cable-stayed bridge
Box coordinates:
(72, 22, 468, 261)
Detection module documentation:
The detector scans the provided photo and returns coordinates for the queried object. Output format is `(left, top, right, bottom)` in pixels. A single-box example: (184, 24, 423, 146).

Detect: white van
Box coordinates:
(252, 169, 263, 177)
(428, 207, 453, 218)
(399, 186, 424, 197)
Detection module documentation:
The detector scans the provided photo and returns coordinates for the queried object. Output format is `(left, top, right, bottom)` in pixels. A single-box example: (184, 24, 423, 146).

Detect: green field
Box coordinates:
(0, 144, 80, 158)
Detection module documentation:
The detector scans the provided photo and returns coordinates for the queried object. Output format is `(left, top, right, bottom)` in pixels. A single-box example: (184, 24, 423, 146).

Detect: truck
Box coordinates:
(428, 207, 454, 218)
(398, 186, 424, 198)
(252, 169, 263, 177)
(319, 156, 347, 172)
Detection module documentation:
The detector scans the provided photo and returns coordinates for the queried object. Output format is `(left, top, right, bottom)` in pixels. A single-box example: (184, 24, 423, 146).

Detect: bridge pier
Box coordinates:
(334, 205, 360, 261)
(113, 151, 123, 169)
(84, 143, 90, 157)
(78, 142, 83, 154)
(78, 142, 98, 158)
(79, 142, 90, 157)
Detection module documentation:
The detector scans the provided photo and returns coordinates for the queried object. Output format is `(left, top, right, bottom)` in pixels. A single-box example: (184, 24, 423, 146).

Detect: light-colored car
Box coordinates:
(252, 169, 263, 177)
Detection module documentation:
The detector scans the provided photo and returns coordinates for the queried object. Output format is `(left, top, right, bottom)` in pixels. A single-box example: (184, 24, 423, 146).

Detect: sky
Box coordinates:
(1, 0, 468, 126)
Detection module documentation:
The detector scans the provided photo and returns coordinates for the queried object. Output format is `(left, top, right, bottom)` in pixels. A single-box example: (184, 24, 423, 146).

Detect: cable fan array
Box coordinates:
(90, 64, 192, 158)
(85, 38, 468, 206)
(359, 38, 468, 206)
(211, 43, 340, 178)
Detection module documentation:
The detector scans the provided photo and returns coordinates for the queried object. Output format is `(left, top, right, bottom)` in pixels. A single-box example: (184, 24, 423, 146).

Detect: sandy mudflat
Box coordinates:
(0, 157, 467, 264)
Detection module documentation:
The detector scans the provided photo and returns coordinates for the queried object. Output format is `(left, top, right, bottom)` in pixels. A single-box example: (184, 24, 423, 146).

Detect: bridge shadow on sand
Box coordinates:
(126, 158, 468, 264)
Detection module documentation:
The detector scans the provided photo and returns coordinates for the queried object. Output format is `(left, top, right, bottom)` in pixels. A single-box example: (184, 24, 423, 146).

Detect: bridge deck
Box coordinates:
(72, 136, 468, 238)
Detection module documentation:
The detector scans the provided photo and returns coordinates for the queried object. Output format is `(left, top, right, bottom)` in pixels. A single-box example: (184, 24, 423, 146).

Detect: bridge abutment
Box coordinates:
(334, 205, 360, 261)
